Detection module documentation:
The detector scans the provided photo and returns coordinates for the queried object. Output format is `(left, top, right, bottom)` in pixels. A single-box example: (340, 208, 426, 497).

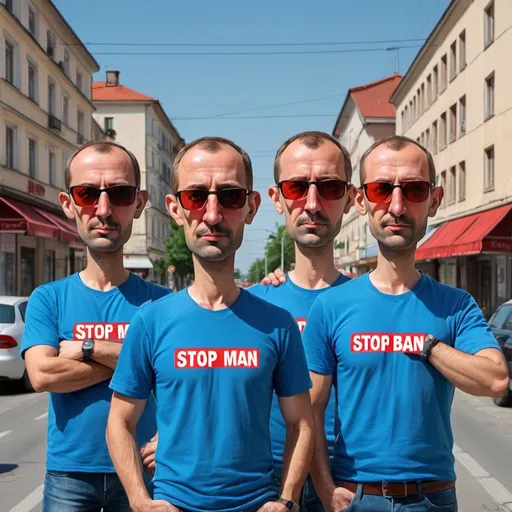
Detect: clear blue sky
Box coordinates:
(54, 0, 450, 274)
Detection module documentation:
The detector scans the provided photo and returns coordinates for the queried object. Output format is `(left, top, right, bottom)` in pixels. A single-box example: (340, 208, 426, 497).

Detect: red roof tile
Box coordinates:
(350, 74, 402, 118)
(92, 82, 155, 102)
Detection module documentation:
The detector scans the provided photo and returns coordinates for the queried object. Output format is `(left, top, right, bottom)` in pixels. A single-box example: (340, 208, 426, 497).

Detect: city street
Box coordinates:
(0, 387, 510, 511)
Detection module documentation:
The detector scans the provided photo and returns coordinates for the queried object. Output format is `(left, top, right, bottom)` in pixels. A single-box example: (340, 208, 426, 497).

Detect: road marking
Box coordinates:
(454, 443, 512, 510)
(9, 483, 44, 512)
(34, 412, 48, 421)
(0, 430, 12, 440)
(0, 406, 12, 416)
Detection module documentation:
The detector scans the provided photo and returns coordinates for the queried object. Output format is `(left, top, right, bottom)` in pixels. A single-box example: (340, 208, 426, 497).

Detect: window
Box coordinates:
(450, 41, 457, 81)
(28, 3, 37, 39)
(401, 110, 405, 132)
(404, 106, 409, 130)
(77, 109, 85, 144)
(448, 166, 456, 205)
(449, 104, 457, 143)
(5, 0, 13, 13)
(48, 79, 56, 115)
(484, 145, 494, 191)
(104, 117, 114, 131)
(432, 65, 438, 101)
(76, 70, 83, 92)
(28, 60, 37, 101)
(432, 120, 438, 154)
(49, 150, 56, 186)
(28, 138, 37, 178)
(5, 40, 14, 85)
(425, 128, 430, 152)
(46, 30, 56, 59)
(426, 74, 432, 106)
(459, 30, 466, 71)
(43, 249, 55, 283)
(63, 49, 69, 76)
(440, 54, 447, 92)
(459, 95, 466, 135)
(421, 83, 425, 114)
(485, 72, 495, 120)
(489, 305, 512, 329)
(63, 95, 69, 125)
(440, 113, 447, 149)
(5, 125, 16, 168)
(458, 161, 466, 201)
(440, 171, 447, 208)
(484, 1, 495, 47)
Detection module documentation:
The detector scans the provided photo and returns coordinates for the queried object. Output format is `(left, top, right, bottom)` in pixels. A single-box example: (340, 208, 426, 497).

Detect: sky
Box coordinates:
(54, 0, 451, 273)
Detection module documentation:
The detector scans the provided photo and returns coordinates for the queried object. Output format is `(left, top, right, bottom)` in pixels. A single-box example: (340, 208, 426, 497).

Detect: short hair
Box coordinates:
(65, 140, 141, 189)
(274, 131, 352, 183)
(359, 135, 436, 185)
(171, 136, 253, 193)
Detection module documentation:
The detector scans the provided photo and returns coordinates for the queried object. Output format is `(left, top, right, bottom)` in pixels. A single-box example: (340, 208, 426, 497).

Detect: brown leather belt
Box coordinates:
(336, 480, 455, 497)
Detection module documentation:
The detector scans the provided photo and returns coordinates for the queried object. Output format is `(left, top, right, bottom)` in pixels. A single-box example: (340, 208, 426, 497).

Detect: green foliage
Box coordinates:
(156, 218, 194, 279)
(247, 258, 265, 284)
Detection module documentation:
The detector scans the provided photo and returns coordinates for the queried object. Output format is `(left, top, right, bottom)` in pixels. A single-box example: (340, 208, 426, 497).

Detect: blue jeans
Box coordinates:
(341, 483, 458, 511)
(42, 470, 153, 511)
(301, 475, 325, 512)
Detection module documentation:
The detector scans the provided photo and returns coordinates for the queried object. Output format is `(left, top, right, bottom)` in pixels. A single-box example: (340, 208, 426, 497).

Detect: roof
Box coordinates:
(92, 82, 156, 102)
(332, 74, 401, 135)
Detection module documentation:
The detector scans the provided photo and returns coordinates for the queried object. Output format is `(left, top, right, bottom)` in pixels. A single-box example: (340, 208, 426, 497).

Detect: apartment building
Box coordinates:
(390, 0, 512, 315)
(332, 74, 401, 275)
(92, 71, 185, 284)
(0, 0, 100, 296)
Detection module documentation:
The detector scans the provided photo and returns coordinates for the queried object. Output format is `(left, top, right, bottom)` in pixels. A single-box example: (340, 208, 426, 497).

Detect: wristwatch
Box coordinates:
(276, 497, 300, 512)
(421, 334, 441, 362)
(82, 338, 95, 362)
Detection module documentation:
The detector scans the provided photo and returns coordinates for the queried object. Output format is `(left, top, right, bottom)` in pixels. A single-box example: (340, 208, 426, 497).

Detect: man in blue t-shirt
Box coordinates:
(107, 137, 314, 512)
(303, 135, 509, 512)
(249, 131, 354, 512)
(22, 141, 170, 511)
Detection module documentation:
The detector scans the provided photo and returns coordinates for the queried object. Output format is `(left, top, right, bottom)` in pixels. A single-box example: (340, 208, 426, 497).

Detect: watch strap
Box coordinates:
(276, 497, 300, 512)
(421, 334, 441, 362)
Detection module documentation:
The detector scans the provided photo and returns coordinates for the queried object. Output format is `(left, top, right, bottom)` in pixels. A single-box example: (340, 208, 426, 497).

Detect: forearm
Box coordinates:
(429, 343, 508, 396)
(32, 358, 113, 393)
(280, 419, 314, 503)
(91, 341, 122, 370)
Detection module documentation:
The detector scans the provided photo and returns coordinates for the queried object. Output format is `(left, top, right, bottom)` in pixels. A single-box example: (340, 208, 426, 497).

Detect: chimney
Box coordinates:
(106, 70, 120, 87)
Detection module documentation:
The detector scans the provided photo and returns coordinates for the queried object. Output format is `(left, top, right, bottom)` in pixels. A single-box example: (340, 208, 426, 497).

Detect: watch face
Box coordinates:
(83, 340, 94, 350)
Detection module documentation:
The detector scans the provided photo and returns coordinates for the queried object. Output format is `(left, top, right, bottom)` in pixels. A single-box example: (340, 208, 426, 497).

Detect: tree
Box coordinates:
(247, 258, 265, 284)
(264, 225, 295, 273)
(234, 268, 242, 280)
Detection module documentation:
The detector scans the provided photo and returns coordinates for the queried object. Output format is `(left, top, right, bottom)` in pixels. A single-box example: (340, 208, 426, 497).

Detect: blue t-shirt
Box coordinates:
(248, 273, 349, 473)
(21, 272, 170, 472)
(303, 273, 501, 482)
(110, 288, 312, 512)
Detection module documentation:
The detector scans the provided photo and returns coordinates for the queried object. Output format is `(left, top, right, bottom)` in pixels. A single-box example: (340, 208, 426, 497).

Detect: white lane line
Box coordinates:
(454, 443, 512, 509)
(9, 483, 44, 512)
(0, 406, 12, 416)
(0, 430, 12, 439)
(34, 412, 48, 421)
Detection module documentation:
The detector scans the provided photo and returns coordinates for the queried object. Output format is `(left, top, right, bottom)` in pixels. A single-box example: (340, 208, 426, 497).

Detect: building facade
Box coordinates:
(0, 0, 100, 296)
(390, 0, 512, 315)
(92, 71, 185, 284)
(332, 74, 401, 275)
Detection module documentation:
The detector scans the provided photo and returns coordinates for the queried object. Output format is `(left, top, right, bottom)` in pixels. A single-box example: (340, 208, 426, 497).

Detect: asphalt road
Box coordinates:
(1, 385, 511, 511)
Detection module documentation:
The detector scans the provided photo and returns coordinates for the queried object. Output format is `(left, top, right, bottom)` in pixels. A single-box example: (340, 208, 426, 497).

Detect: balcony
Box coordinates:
(48, 114, 61, 131)
(77, 133, 85, 145)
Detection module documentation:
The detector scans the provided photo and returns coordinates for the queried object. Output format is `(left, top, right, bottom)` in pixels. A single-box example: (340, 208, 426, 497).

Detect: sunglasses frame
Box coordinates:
(175, 188, 251, 211)
(68, 185, 140, 207)
(361, 181, 434, 204)
(278, 179, 348, 201)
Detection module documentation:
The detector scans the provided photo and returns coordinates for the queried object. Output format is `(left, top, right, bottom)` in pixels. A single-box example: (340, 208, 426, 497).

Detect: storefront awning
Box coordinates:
(416, 203, 512, 261)
(0, 197, 59, 239)
(33, 208, 83, 246)
(123, 255, 154, 269)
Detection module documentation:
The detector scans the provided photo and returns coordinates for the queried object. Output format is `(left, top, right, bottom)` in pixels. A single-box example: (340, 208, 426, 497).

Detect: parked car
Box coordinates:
(488, 299, 512, 407)
(0, 296, 31, 391)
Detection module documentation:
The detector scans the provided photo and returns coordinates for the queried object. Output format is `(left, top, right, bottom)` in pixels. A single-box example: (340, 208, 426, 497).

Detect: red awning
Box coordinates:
(416, 203, 512, 260)
(0, 197, 59, 239)
(33, 208, 83, 246)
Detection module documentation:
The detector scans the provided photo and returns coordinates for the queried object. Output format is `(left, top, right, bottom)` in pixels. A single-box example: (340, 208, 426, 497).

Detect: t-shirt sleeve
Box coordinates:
(302, 296, 336, 375)
(110, 311, 154, 399)
(273, 319, 312, 397)
(454, 293, 501, 355)
(21, 287, 59, 358)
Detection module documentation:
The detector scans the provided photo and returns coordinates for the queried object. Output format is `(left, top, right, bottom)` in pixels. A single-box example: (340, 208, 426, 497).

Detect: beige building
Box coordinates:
(390, 0, 512, 314)
(332, 74, 401, 275)
(92, 71, 185, 284)
(0, 0, 100, 296)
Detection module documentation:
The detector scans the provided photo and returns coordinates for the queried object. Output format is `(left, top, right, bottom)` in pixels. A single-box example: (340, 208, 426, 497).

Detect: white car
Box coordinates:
(0, 296, 31, 390)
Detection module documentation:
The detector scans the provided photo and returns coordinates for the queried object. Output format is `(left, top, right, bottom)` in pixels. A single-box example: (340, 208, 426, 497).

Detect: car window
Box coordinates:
(18, 301, 28, 322)
(489, 305, 512, 329)
(0, 305, 15, 324)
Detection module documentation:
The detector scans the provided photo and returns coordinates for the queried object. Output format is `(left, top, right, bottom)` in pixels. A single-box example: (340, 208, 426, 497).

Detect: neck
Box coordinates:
(188, 254, 240, 310)
(370, 243, 421, 294)
(80, 248, 130, 291)
(288, 240, 340, 290)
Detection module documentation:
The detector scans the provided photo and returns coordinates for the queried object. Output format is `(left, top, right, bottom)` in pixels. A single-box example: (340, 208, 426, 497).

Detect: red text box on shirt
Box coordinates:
(350, 333, 427, 354)
(73, 322, 130, 342)
(174, 348, 260, 369)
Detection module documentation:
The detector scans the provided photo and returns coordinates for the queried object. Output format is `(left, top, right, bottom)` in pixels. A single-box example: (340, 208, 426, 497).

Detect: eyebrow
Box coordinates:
(182, 182, 244, 190)
(72, 181, 132, 188)
(285, 175, 344, 181)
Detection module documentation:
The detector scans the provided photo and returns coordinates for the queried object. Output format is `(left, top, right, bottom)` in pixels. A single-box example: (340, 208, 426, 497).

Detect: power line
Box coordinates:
(172, 114, 336, 120)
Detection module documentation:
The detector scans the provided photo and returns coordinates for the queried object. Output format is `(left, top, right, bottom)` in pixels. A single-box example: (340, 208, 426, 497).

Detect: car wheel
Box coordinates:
(20, 370, 33, 392)
(493, 387, 512, 407)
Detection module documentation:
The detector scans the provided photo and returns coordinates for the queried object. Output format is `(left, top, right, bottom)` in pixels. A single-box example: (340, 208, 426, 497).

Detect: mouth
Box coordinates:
(385, 224, 411, 232)
(93, 227, 117, 234)
(200, 234, 227, 241)
(302, 222, 326, 228)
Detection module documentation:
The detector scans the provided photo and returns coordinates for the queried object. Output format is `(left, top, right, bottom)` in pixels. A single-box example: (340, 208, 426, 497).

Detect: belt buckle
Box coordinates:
(382, 481, 408, 498)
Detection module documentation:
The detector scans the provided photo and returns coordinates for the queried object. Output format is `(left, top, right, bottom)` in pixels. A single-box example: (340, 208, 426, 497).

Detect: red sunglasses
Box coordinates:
(69, 185, 139, 207)
(361, 181, 433, 203)
(176, 188, 250, 210)
(278, 179, 348, 201)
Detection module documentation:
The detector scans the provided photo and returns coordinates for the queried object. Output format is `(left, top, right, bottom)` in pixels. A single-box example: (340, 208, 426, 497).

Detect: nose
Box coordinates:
(304, 183, 321, 215)
(387, 186, 407, 217)
(203, 193, 223, 226)
(94, 190, 112, 218)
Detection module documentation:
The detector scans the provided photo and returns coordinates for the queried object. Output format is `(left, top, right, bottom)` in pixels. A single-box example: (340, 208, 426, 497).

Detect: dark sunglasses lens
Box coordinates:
(280, 180, 309, 200)
(180, 190, 208, 210)
(317, 180, 346, 200)
(218, 189, 247, 209)
(108, 186, 137, 206)
(402, 182, 431, 202)
(364, 182, 394, 203)
(72, 186, 100, 206)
